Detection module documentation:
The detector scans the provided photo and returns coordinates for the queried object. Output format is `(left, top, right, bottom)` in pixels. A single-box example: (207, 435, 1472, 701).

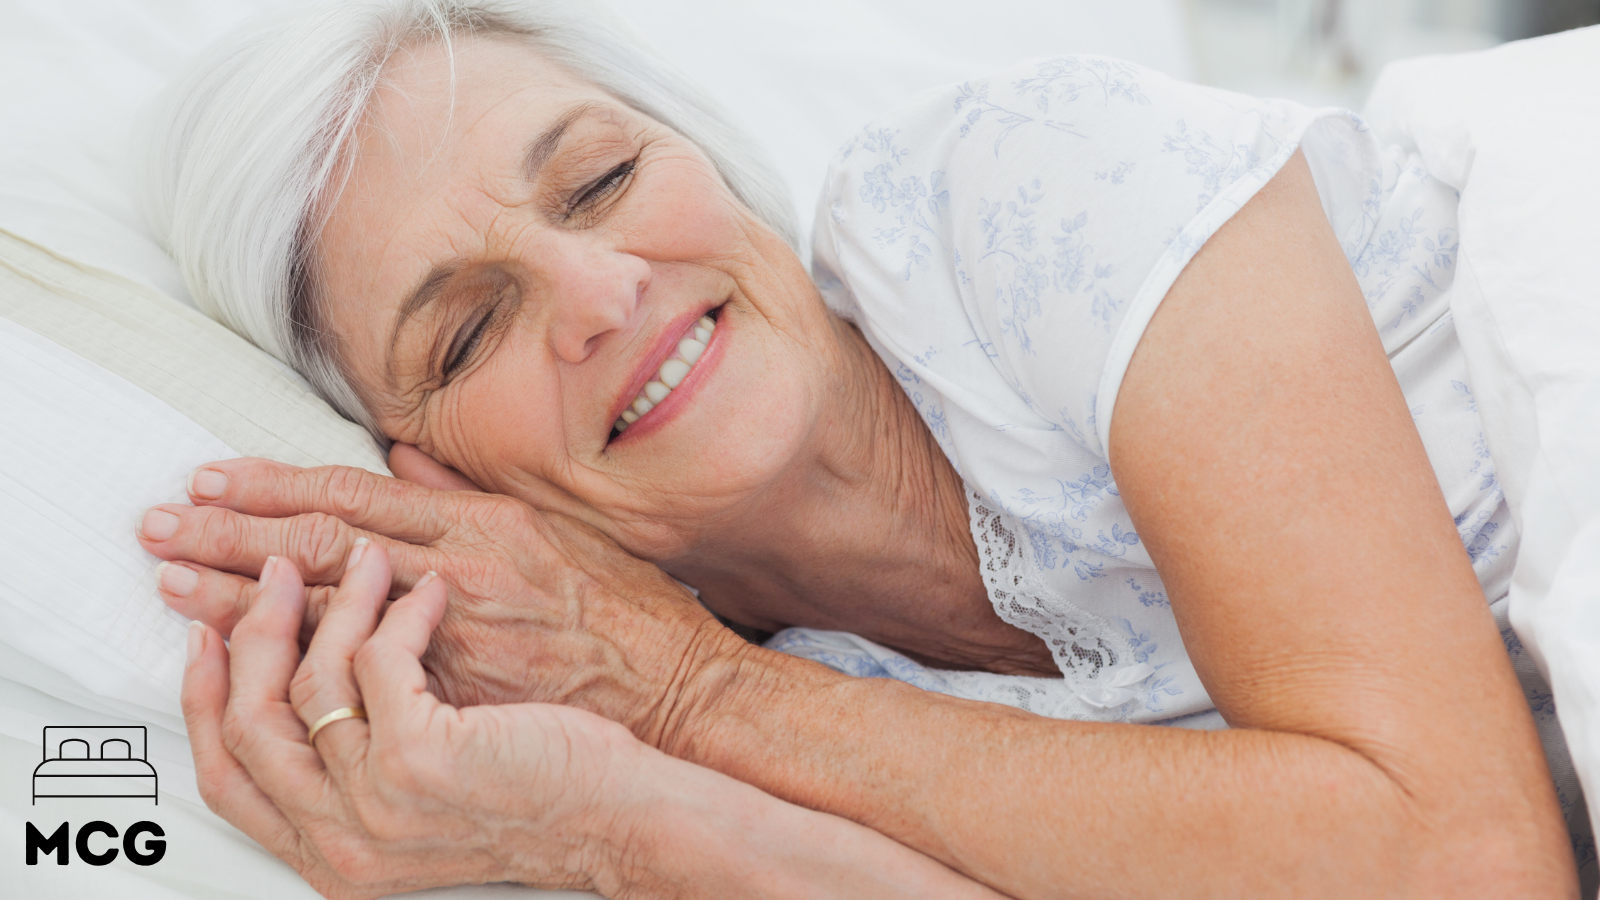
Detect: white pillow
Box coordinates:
(0, 228, 387, 763)
(0, 230, 408, 900)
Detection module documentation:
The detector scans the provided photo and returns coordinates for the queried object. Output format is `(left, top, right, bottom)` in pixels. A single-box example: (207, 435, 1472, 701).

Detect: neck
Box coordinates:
(668, 316, 1052, 675)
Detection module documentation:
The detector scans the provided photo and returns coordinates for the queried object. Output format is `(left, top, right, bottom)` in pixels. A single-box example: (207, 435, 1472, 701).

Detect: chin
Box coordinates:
(612, 400, 814, 563)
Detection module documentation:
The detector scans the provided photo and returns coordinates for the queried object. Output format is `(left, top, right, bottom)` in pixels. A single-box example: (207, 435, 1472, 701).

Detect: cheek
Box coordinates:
(432, 347, 566, 492)
(628, 161, 754, 262)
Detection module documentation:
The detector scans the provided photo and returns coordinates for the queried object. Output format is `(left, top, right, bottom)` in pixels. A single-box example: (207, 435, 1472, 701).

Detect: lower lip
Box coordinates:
(610, 310, 728, 447)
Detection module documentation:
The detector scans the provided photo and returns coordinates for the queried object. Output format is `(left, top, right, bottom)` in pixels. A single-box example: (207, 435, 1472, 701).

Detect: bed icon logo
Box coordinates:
(32, 725, 159, 805)
(26, 725, 166, 867)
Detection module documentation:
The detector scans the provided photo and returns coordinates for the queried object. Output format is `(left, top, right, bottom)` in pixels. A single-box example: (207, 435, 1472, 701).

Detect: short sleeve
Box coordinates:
(813, 55, 1380, 459)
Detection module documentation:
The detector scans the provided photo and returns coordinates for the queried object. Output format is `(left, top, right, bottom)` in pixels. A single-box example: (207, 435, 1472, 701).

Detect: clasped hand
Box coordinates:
(138, 454, 753, 896)
(138, 454, 733, 748)
(181, 540, 655, 895)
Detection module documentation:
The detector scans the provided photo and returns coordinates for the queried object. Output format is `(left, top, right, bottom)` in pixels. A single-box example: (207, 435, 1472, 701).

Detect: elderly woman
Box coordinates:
(136, 0, 1584, 897)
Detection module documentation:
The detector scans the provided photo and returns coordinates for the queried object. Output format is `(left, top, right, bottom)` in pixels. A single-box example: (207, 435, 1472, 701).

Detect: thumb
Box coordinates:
(388, 443, 482, 492)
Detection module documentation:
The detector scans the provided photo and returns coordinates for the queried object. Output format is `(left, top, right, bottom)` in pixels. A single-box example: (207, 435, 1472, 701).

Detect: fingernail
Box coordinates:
(413, 570, 437, 591)
(157, 561, 198, 598)
(260, 555, 278, 583)
(186, 621, 204, 664)
(139, 508, 180, 541)
(188, 467, 228, 501)
(347, 537, 369, 570)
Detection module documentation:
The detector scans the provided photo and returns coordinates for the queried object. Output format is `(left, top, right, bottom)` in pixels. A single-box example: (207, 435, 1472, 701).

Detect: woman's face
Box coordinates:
(318, 36, 835, 561)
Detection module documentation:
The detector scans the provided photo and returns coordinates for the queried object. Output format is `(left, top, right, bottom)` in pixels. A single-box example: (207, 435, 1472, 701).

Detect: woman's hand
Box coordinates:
(181, 538, 650, 898)
(141, 456, 740, 748)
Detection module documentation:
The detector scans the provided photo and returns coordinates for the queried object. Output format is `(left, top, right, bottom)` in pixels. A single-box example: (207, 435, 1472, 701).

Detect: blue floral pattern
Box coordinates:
(809, 56, 1532, 748)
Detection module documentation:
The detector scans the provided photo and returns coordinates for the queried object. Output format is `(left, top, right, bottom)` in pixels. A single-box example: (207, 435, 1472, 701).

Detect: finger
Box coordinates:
(225, 556, 331, 806)
(388, 442, 481, 492)
(139, 502, 437, 590)
(292, 538, 386, 776)
(355, 570, 450, 730)
(181, 622, 305, 865)
(157, 561, 340, 642)
(185, 458, 450, 544)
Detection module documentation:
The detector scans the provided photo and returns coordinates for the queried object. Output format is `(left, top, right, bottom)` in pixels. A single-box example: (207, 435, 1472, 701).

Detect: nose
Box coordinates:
(541, 236, 651, 364)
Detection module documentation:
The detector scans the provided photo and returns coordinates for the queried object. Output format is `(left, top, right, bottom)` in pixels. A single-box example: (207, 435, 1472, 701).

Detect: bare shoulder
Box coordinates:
(1110, 147, 1575, 889)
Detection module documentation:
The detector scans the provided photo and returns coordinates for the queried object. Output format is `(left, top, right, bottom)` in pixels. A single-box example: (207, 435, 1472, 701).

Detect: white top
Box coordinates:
(794, 55, 1519, 725)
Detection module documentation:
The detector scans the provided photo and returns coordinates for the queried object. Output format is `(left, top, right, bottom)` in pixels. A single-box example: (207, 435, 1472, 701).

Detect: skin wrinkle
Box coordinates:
(314, 33, 1053, 673)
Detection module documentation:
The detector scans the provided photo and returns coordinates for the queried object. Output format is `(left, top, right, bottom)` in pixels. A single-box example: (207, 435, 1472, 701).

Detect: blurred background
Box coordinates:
(1185, 0, 1600, 106)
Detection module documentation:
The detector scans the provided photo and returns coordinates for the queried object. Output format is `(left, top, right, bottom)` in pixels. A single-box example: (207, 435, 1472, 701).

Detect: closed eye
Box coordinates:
(566, 159, 636, 218)
(439, 280, 518, 384)
(442, 308, 494, 381)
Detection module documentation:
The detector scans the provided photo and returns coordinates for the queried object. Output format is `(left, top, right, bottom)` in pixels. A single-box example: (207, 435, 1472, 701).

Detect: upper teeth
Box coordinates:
(615, 314, 715, 433)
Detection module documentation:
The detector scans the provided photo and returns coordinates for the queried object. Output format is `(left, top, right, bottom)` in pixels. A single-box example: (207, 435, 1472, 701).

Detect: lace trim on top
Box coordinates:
(967, 488, 1154, 711)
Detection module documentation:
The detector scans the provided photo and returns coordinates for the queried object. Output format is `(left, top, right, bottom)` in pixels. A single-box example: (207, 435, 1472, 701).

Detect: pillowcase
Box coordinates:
(0, 228, 386, 743)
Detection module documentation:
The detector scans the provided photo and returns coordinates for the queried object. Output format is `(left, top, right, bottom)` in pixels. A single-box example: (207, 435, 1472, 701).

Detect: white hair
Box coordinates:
(142, 0, 797, 440)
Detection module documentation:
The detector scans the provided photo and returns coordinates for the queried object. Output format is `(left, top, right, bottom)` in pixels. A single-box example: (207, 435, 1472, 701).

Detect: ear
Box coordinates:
(387, 442, 482, 492)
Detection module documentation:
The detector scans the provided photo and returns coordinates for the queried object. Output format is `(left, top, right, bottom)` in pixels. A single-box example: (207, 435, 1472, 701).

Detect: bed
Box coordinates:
(0, 1, 1196, 897)
(33, 726, 159, 804)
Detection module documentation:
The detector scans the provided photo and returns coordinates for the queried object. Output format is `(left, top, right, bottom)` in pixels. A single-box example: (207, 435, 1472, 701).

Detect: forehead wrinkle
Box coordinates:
(443, 71, 609, 191)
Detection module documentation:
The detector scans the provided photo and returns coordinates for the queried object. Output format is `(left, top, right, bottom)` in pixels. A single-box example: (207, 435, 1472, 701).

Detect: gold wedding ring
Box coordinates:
(306, 706, 367, 745)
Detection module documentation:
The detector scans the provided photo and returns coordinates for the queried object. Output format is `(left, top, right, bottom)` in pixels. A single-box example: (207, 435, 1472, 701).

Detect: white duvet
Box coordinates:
(1363, 24, 1600, 854)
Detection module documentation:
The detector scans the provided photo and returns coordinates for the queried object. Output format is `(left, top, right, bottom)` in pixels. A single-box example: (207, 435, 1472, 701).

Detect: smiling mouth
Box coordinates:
(607, 305, 722, 444)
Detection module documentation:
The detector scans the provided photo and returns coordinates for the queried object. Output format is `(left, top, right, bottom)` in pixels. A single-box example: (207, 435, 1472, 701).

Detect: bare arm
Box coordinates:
(658, 150, 1575, 897)
(620, 751, 1006, 899)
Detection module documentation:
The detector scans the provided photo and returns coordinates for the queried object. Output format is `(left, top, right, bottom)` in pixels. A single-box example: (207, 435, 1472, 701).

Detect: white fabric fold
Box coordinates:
(1365, 24, 1600, 874)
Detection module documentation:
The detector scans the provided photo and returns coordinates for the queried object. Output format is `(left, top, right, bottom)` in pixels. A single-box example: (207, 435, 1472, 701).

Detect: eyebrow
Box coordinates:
(385, 101, 606, 378)
(521, 101, 602, 182)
